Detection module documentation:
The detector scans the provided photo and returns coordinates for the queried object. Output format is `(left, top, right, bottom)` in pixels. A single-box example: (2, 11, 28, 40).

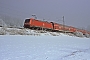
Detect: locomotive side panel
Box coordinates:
(30, 19, 43, 27)
(44, 22, 53, 29)
(29, 19, 53, 29)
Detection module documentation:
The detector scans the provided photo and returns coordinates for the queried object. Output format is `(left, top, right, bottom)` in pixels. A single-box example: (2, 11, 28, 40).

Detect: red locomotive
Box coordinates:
(24, 18, 90, 37)
(24, 18, 53, 30)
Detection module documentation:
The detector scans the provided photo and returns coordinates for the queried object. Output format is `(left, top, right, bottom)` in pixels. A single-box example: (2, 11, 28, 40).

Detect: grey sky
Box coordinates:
(0, 0, 90, 28)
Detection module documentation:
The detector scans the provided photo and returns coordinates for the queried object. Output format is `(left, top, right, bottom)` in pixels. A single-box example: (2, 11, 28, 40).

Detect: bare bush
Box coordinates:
(0, 27, 7, 35)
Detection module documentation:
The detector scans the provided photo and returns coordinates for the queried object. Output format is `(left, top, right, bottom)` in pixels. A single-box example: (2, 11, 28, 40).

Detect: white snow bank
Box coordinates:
(0, 36, 90, 60)
(0, 27, 90, 38)
(0, 27, 72, 37)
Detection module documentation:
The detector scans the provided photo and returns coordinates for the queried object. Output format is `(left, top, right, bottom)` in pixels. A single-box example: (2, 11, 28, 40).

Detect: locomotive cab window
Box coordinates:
(25, 19, 30, 23)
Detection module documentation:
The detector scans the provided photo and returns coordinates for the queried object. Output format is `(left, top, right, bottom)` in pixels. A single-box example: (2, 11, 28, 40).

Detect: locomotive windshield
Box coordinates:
(25, 19, 30, 23)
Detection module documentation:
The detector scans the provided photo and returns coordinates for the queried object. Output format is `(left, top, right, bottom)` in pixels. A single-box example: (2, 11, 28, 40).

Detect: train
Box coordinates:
(24, 18, 90, 37)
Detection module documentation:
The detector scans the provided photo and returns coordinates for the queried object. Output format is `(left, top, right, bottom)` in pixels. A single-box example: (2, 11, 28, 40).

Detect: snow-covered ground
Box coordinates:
(0, 27, 74, 36)
(0, 36, 90, 60)
(0, 27, 90, 60)
(0, 27, 90, 38)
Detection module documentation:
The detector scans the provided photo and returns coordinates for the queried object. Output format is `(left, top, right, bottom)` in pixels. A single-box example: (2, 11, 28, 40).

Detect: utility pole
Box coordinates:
(42, 19, 45, 31)
(63, 16, 65, 33)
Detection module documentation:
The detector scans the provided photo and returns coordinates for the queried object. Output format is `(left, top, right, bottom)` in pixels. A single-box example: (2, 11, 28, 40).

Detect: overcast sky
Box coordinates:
(0, 0, 90, 28)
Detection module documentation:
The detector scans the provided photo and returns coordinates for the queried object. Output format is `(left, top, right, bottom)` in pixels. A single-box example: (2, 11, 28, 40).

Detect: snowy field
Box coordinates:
(0, 35, 90, 60)
(0, 27, 90, 60)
